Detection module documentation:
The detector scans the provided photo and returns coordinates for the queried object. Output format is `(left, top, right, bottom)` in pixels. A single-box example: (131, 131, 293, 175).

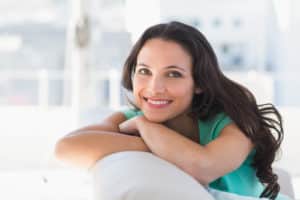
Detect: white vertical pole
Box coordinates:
(65, 0, 91, 126)
(109, 69, 121, 110)
(38, 69, 49, 110)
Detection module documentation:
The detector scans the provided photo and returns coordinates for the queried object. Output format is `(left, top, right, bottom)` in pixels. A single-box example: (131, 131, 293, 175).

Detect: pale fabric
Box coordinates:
(91, 151, 270, 200)
(91, 151, 214, 200)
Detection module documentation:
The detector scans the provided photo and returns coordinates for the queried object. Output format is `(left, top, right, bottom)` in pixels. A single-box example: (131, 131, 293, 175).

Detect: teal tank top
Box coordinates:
(121, 109, 291, 200)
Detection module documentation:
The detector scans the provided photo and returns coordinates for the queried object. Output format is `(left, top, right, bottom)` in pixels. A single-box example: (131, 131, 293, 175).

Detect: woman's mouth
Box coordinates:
(143, 97, 173, 108)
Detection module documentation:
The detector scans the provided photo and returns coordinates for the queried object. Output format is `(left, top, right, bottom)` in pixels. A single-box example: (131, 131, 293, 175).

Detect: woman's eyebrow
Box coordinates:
(137, 62, 187, 72)
(136, 62, 150, 67)
(166, 66, 186, 72)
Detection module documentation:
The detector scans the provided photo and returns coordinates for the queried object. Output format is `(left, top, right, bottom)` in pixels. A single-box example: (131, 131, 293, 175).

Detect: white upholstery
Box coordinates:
(91, 151, 213, 200)
(275, 168, 295, 199)
(91, 151, 294, 200)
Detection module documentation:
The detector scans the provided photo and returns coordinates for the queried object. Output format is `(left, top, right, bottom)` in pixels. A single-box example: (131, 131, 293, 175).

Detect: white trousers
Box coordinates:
(91, 151, 270, 200)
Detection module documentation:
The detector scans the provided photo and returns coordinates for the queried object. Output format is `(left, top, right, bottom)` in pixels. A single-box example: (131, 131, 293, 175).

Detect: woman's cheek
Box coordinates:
(132, 80, 143, 106)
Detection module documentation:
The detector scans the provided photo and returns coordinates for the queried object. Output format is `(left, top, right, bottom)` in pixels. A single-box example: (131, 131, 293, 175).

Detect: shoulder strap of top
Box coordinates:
(198, 113, 232, 145)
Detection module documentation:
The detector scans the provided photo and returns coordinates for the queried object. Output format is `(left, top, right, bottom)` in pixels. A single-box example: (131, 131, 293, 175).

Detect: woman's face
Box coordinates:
(132, 38, 200, 122)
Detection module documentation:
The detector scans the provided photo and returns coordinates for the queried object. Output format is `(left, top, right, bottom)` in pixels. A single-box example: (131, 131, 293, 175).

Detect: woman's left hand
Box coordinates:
(119, 116, 147, 136)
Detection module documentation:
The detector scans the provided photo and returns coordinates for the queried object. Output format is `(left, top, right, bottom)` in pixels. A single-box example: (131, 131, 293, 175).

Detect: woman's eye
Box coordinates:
(137, 68, 150, 75)
(168, 71, 182, 78)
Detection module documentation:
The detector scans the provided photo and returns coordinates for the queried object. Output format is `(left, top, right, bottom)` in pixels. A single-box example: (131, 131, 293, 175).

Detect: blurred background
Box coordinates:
(0, 0, 299, 199)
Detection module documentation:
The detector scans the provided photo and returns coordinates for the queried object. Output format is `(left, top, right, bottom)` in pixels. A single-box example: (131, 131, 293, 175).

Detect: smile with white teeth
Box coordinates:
(148, 99, 169, 105)
(144, 97, 172, 105)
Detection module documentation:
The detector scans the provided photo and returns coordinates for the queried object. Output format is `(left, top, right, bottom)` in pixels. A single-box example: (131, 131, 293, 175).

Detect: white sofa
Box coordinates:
(275, 168, 295, 199)
(91, 151, 294, 200)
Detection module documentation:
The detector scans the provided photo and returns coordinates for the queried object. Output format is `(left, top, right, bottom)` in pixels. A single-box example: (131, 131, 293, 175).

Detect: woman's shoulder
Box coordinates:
(200, 112, 232, 131)
(199, 112, 233, 144)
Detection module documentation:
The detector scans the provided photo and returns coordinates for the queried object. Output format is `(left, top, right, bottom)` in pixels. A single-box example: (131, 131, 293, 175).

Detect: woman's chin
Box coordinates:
(144, 114, 168, 123)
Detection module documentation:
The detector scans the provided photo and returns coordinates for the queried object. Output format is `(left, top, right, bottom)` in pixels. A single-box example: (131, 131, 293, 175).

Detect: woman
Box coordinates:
(55, 21, 290, 200)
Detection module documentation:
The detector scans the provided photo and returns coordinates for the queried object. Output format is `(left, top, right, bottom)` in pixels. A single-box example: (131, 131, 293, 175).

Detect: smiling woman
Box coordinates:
(132, 38, 200, 123)
(54, 21, 291, 200)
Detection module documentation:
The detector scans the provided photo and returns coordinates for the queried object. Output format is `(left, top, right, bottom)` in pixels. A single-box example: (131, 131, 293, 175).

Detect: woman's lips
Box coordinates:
(143, 97, 173, 109)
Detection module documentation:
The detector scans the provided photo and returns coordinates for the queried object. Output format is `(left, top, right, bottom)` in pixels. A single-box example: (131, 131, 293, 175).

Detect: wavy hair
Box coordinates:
(121, 21, 283, 199)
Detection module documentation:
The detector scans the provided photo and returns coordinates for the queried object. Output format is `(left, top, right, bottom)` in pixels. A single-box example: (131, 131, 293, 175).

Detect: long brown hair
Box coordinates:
(121, 21, 283, 199)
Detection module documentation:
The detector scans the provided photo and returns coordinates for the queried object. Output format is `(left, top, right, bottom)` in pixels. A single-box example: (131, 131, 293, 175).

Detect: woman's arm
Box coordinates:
(120, 116, 253, 185)
(54, 112, 150, 169)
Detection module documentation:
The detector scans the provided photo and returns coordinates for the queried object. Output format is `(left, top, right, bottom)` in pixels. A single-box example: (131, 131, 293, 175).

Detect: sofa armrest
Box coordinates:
(275, 168, 295, 199)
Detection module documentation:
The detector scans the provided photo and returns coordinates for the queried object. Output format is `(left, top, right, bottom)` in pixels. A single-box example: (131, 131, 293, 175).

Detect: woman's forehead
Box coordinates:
(137, 38, 192, 69)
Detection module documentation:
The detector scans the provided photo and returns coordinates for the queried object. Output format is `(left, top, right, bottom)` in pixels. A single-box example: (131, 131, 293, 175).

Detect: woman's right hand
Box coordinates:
(118, 116, 144, 136)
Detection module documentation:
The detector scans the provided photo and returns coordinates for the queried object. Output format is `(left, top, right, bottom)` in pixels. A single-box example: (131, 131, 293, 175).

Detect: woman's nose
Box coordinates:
(147, 76, 166, 94)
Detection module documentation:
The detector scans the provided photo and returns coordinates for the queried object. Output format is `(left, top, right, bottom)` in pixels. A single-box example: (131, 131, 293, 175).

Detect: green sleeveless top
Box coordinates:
(121, 109, 291, 200)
